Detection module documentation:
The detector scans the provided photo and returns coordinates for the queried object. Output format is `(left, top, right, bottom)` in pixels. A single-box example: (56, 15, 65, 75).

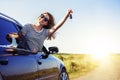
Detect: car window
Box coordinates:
(0, 18, 18, 52)
(0, 18, 18, 44)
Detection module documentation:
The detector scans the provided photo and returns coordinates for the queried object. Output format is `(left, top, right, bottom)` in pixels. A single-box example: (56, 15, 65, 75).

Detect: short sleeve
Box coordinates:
(44, 29, 49, 37)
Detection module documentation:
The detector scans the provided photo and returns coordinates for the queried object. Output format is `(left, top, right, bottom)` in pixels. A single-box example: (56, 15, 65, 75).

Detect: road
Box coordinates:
(72, 56, 120, 80)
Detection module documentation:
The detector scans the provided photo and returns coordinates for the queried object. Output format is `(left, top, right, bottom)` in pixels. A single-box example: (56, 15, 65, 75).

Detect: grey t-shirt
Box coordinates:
(21, 24, 49, 52)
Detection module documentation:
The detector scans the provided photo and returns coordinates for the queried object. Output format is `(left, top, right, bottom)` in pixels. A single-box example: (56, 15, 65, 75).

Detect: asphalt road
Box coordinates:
(72, 56, 120, 80)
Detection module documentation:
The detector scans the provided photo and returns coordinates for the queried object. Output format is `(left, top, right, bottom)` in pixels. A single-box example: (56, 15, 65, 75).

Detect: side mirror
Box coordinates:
(40, 46, 59, 59)
(48, 46, 59, 54)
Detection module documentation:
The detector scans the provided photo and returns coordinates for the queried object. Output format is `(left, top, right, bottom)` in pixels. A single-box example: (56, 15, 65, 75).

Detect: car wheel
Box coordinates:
(59, 69, 69, 80)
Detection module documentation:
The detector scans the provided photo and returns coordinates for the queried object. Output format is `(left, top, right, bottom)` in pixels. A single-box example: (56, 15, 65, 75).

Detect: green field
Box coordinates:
(53, 53, 100, 79)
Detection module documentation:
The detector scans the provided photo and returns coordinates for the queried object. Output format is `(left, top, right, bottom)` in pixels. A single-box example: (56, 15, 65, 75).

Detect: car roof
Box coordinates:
(0, 12, 23, 27)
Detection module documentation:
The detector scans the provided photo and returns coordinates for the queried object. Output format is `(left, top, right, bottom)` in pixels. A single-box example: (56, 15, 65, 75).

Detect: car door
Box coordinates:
(0, 17, 38, 80)
(35, 53, 60, 80)
(0, 54, 38, 80)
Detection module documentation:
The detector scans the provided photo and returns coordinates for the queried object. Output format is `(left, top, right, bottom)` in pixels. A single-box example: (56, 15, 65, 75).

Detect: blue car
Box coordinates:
(0, 13, 69, 80)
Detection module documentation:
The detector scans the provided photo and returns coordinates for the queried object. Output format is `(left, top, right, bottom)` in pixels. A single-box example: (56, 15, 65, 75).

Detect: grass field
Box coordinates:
(53, 53, 100, 79)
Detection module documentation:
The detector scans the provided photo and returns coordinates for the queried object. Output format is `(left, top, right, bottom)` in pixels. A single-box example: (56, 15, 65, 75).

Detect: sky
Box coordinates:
(0, 0, 120, 54)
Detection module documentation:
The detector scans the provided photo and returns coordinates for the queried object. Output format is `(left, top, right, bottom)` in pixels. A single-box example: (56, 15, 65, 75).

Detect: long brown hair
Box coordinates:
(42, 12, 56, 40)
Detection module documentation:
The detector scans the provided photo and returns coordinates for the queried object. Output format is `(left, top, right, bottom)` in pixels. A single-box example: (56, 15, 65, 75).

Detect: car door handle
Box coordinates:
(0, 59, 8, 65)
(37, 60, 42, 65)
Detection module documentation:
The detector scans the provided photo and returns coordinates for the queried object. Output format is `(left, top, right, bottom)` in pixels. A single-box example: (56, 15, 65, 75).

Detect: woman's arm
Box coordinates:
(48, 9, 73, 36)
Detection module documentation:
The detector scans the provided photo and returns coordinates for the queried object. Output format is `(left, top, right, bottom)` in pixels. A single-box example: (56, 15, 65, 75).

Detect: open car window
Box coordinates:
(0, 33, 19, 47)
(0, 18, 18, 44)
(0, 18, 19, 52)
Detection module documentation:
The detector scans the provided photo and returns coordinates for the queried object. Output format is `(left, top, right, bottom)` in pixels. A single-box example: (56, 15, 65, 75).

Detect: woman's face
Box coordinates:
(38, 13, 49, 26)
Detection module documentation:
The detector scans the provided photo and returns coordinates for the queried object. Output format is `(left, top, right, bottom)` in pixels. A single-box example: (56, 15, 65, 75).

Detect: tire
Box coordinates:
(59, 69, 69, 80)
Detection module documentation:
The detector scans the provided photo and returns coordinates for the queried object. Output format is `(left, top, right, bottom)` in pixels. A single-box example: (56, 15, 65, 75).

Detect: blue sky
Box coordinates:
(0, 0, 120, 54)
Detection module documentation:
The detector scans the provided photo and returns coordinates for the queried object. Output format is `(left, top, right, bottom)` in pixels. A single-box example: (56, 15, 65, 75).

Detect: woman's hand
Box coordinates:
(8, 33, 19, 38)
(48, 9, 73, 37)
(67, 9, 73, 16)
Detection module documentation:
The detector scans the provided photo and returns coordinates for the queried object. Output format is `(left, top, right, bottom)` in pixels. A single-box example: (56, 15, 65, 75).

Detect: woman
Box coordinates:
(22, 9, 73, 53)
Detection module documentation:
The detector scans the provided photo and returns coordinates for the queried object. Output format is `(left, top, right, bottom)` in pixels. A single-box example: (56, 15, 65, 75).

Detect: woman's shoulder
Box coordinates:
(22, 23, 33, 31)
(24, 23, 32, 27)
(23, 23, 33, 29)
(43, 28, 49, 36)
